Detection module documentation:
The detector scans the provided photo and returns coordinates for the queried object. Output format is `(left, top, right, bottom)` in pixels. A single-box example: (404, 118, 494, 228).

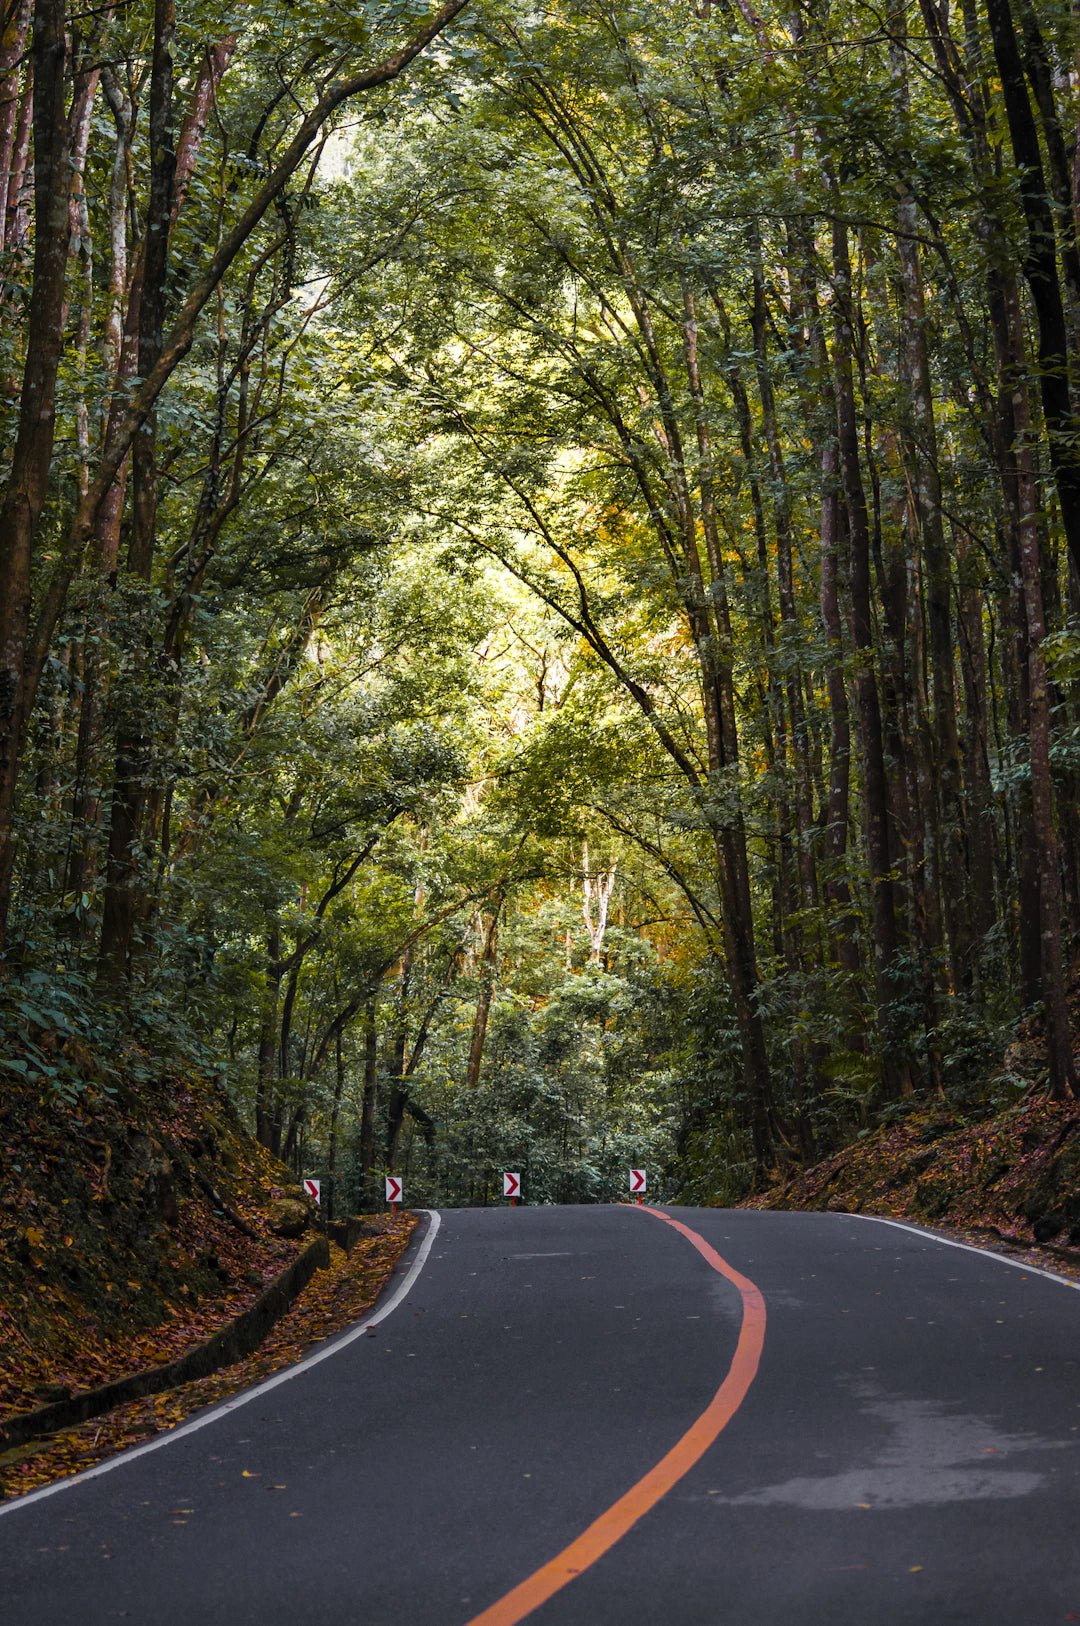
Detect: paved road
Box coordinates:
(3, 1205, 1080, 1624)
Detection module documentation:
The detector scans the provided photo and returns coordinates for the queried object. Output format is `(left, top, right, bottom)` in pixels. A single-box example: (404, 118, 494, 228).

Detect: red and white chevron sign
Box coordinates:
(629, 1168, 647, 1195)
(303, 1178, 320, 1204)
(503, 1172, 520, 1199)
(385, 1174, 403, 1206)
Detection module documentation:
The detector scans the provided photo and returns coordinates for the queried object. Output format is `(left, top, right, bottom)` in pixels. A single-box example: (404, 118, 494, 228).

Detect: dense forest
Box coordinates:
(2, 0, 1080, 1220)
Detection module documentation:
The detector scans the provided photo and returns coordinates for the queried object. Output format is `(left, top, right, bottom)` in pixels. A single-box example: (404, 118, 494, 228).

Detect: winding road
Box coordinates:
(3, 1205, 1080, 1623)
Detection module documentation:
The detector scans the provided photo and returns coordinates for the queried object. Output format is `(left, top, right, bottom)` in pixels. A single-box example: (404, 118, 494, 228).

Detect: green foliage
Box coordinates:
(6, 0, 1078, 1215)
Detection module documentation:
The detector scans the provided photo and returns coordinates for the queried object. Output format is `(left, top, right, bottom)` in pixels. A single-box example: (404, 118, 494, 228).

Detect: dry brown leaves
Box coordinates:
(0, 1070, 305, 1416)
(748, 1095, 1080, 1262)
(0, 1212, 417, 1503)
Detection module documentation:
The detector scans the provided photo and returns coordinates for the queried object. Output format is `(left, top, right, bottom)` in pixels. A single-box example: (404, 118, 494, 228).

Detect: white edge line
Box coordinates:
(0, 1209, 442, 1518)
(846, 1211, 1080, 1291)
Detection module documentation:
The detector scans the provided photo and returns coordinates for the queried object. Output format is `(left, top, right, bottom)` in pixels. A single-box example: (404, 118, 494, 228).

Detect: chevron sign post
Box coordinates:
(303, 1177, 320, 1205)
(503, 1172, 521, 1207)
(385, 1174, 403, 1210)
(629, 1168, 646, 1205)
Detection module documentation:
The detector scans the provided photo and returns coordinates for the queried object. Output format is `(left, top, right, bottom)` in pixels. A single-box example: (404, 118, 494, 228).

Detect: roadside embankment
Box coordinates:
(747, 1093, 1080, 1269)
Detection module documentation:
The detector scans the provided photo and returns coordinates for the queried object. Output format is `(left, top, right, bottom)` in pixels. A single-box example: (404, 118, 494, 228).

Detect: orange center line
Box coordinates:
(462, 1206, 767, 1626)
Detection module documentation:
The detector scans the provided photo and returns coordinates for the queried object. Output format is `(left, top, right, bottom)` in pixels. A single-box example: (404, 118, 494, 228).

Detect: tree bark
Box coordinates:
(0, 0, 30, 257)
(326, 1024, 347, 1220)
(1004, 284, 1078, 1098)
(359, 996, 378, 1190)
(985, 0, 1080, 591)
(831, 212, 908, 1095)
(892, 99, 970, 985)
(465, 903, 501, 1089)
(0, 0, 68, 947)
(255, 923, 283, 1153)
(97, 0, 176, 988)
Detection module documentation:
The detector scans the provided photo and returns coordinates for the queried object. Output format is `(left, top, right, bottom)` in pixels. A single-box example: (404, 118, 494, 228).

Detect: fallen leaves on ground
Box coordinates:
(0, 1070, 308, 1418)
(0, 1213, 416, 1502)
(747, 1094, 1080, 1281)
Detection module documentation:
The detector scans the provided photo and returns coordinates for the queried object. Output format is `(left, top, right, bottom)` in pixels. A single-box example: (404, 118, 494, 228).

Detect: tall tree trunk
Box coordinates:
(0, 0, 31, 258)
(359, 995, 379, 1196)
(98, 0, 176, 988)
(749, 243, 818, 925)
(819, 434, 861, 987)
(831, 212, 908, 1095)
(0, 0, 69, 949)
(326, 1024, 347, 1220)
(1005, 286, 1078, 1097)
(386, 949, 414, 1169)
(890, 47, 970, 984)
(984, 246, 1046, 1004)
(465, 902, 501, 1089)
(683, 287, 777, 1170)
(255, 923, 283, 1153)
(985, 0, 1080, 591)
(3, 52, 31, 253)
(956, 533, 997, 957)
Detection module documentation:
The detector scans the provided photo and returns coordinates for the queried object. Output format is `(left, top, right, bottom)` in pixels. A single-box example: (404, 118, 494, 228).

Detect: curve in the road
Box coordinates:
(0, 1209, 443, 1517)
(463, 1204, 767, 1626)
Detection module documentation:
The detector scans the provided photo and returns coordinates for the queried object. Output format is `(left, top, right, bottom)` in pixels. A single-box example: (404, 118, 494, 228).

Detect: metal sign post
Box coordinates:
(503, 1172, 520, 1207)
(629, 1169, 646, 1204)
(385, 1174, 402, 1211)
(303, 1177, 321, 1205)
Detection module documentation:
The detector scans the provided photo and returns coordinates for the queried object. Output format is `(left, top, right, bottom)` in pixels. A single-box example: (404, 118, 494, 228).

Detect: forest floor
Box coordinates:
(0, 1066, 415, 1500)
(750, 1089, 1080, 1283)
(0, 1216, 416, 1501)
(750, 980, 1080, 1271)
(0, 1069, 300, 1419)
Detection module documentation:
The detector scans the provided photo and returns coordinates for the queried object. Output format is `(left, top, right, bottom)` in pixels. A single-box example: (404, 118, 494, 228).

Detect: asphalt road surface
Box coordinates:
(4, 1204, 1080, 1625)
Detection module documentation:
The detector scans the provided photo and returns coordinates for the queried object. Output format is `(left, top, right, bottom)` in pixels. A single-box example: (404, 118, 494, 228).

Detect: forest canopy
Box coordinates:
(1, 0, 1079, 1210)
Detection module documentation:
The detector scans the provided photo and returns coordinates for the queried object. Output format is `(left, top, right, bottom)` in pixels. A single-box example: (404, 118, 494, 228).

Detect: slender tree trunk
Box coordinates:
(892, 113, 970, 985)
(98, 0, 176, 988)
(984, 248, 1046, 1004)
(0, 0, 31, 258)
(465, 902, 501, 1089)
(66, 74, 131, 910)
(0, 0, 69, 948)
(3, 52, 31, 253)
(359, 996, 378, 1196)
(255, 923, 282, 1152)
(683, 288, 777, 1169)
(956, 533, 997, 957)
(386, 948, 414, 1169)
(831, 212, 908, 1095)
(749, 244, 818, 923)
(819, 434, 860, 984)
(1005, 286, 1078, 1097)
(985, 0, 1080, 591)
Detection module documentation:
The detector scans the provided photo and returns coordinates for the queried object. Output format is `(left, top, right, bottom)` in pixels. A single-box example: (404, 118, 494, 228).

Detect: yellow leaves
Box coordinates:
(24, 1226, 44, 1248)
(241, 1468, 259, 1478)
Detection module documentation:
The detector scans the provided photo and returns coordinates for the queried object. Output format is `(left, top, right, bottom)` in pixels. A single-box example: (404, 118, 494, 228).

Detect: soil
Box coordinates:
(747, 1092, 1080, 1277)
(0, 1065, 315, 1422)
(0, 1213, 417, 1501)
